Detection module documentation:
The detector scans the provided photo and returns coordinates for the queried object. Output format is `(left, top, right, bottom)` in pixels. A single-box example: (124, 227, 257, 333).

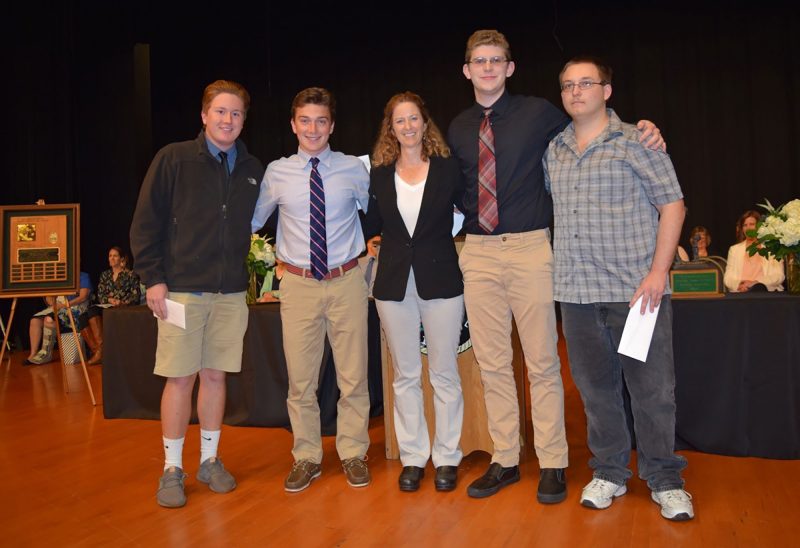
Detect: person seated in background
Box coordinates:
(257, 259, 286, 303)
(24, 271, 92, 365)
(724, 210, 784, 292)
(676, 226, 714, 262)
(358, 235, 381, 298)
(687, 226, 713, 260)
(79, 246, 141, 364)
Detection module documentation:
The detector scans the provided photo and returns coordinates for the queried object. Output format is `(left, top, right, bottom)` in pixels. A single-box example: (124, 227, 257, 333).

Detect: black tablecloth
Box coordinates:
(672, 292, 800, 459)
(104, 294, 800, 458)
(102, 302, 383, 436)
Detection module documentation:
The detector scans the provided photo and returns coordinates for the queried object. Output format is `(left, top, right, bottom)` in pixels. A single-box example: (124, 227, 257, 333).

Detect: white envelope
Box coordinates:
(153, 298, 186, 329)
(618, 295, 660, 363)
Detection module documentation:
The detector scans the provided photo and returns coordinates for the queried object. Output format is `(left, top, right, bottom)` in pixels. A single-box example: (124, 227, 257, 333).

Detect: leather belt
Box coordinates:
(284, 258, 359, 280)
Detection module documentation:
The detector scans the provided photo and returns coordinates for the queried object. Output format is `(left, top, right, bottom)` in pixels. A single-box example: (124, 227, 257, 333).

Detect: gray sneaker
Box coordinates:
(342, 456, 370, 488)
(285, 460, 322, 492)
(197, 457, 236, 494)
(157, 466, 188, 508)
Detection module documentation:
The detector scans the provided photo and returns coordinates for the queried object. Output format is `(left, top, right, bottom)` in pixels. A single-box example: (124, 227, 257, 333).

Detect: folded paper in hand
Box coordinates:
(153, 298, 186, 329)
(618, 295, 660, 363)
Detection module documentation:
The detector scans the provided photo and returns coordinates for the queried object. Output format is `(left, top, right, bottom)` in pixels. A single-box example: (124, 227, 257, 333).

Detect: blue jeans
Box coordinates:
(560, 297, 686, 492)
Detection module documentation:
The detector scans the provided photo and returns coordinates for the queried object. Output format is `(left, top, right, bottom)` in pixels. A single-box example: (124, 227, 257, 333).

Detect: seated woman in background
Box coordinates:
(25, 271, 92, 365)
(688, 226, 713, 260)
(724, 210, 784, 292)
(676, 226, 713, 262)
(80, 246, 141, 364)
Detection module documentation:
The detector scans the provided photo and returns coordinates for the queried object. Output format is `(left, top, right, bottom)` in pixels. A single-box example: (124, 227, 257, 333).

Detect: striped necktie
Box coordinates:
(478, 108, 498, 233)
(309, 157, 328, 280)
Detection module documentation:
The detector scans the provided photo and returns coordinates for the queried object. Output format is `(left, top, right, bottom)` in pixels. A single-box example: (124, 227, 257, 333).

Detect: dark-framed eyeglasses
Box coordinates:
(560, 80, 608, 93)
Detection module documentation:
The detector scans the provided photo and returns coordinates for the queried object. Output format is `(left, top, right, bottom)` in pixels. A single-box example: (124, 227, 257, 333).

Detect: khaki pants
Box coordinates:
(459, 229, 568, 468)
(279, 267, 370, 463)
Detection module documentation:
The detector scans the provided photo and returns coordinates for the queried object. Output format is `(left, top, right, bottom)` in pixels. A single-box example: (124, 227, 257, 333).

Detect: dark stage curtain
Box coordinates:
(3, 2, 799, 342)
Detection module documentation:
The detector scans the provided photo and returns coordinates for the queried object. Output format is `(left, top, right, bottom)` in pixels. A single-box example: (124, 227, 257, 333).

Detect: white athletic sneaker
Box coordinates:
(651, 489, 695, 521)
(580, 478, 627, 509)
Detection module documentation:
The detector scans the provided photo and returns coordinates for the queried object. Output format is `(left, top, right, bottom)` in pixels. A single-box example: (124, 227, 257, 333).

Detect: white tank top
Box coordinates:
(394, 172, 427, 237)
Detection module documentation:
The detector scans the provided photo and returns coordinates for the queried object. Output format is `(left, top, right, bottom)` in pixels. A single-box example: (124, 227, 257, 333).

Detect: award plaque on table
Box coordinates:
(0, 203, 80, 298)
(670, 267, 724, 298)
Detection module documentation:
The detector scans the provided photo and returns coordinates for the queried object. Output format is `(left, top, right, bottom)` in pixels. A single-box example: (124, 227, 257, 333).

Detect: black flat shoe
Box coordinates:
(398, 466, 425, 492)
(434, 465, 458, 492)
(466, 462, 520, 498)
(537, 468, 567, 504)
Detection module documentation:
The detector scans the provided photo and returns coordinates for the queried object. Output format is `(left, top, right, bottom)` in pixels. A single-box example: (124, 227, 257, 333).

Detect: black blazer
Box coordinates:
(363, 155, 465, 301)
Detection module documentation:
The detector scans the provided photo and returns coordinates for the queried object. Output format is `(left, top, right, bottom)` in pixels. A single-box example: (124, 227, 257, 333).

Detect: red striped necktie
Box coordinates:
(478, 108, 498, 233)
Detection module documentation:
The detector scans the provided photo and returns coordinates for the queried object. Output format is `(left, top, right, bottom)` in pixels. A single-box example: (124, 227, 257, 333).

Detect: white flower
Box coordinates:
(249, 234, 276, 269)
(782, 199, 800, 220)
(751, 197, 800, 260)
(781, 217, 800, 247)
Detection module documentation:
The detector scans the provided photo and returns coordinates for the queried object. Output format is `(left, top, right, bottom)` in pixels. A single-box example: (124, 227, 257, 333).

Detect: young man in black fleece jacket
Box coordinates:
(131, 80, 263, 508)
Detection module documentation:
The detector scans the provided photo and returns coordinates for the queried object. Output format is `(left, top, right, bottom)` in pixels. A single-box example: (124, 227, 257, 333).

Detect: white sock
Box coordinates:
(163, 436, 184, 471)
(200, 429, 221, 464)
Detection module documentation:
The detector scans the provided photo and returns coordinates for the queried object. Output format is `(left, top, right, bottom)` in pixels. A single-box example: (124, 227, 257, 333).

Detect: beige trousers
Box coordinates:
(459, 229, 568, 468)
(279, 267, 370, 463)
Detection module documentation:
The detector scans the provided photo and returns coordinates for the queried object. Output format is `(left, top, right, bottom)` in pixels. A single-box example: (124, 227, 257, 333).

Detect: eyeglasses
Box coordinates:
(560, 80, 608, 93)
(469, 56, 508, 66)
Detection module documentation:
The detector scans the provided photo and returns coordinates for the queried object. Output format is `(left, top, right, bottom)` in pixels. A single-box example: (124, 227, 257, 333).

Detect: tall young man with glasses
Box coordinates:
(544, 57, 693, 521)
(448, 30, 665, 503)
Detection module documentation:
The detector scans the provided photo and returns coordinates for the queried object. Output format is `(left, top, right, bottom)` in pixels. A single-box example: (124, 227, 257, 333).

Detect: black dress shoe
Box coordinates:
(537, 468, 567, 504)
(466, 462, 520, 498)
(398, 466, 425, 492)
(434, 465, 458, 492)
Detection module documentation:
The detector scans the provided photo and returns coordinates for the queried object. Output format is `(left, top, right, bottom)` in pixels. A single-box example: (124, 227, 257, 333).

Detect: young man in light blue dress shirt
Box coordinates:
(251, 87, 372, 493)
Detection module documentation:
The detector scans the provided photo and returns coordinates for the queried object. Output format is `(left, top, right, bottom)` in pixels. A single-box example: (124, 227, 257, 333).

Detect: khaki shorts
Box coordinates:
(153, 291, 248, 378)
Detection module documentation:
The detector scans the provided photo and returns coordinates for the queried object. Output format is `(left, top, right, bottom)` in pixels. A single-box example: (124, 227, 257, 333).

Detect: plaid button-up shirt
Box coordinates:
(544, 109, 683, 303)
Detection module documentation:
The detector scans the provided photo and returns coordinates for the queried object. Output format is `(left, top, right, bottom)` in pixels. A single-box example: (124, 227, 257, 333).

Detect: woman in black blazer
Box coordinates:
(364, 92, 466, 493)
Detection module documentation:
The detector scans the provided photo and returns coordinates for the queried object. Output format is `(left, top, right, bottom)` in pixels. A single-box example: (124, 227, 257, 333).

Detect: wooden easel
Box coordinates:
(1, 294, 97, 405)
(1, 201, 94, 404)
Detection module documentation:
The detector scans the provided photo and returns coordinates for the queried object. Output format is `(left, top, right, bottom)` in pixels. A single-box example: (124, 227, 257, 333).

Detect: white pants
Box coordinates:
(376, 269, 464, 468)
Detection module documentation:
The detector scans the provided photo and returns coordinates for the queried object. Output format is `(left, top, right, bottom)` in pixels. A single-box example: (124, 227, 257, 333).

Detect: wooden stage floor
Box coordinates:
(1, 341, 799, 547)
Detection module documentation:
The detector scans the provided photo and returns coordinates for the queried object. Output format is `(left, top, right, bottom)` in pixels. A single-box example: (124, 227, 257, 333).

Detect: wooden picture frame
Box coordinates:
(0, 203, 80, 298)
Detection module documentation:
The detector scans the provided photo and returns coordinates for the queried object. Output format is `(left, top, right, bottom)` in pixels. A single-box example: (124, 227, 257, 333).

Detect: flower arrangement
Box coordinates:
(746, 198, 800, 260)
(747, 198, 800, 294)
(246, 234, 276, 303)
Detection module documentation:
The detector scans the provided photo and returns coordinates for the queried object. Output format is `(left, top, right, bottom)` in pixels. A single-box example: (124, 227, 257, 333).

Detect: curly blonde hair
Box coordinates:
(371, 92, 450, 167)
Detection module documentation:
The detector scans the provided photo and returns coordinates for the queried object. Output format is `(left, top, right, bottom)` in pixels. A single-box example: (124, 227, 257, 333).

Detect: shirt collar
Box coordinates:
(470, 89, 510, 118)
(202, 134, 238, 167)
(558, 108, 623, 152)
(297, 145, 332, 168)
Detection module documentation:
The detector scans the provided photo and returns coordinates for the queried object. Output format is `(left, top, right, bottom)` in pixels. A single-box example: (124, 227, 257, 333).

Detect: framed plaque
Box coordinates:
(0, 204, 80, 297)
(670, 268, 723, 299)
